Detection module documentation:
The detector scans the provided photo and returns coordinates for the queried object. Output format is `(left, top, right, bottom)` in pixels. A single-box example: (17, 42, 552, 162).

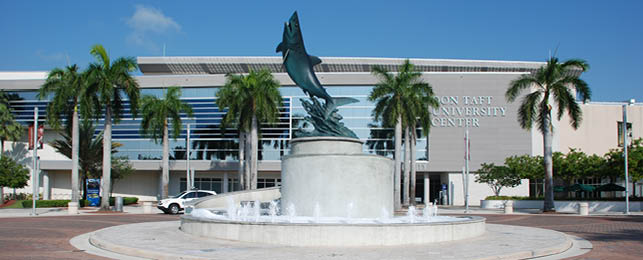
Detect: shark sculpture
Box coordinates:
(276, 11, 358, 110)
(276, 11, 359, 138)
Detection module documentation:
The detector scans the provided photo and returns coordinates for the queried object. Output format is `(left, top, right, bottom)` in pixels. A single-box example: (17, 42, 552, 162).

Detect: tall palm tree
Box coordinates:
(86, 44, 140, 210)
(38, 64, 88, 203)
(217, 69, 282, 190)
(51, 120, 120, 199)
(140, 86, 193, 198)
(369, 59, 436, 209)
(403, 75, 439, 205)
(0, 91, 23, 154)
(506, 57, 590, 212)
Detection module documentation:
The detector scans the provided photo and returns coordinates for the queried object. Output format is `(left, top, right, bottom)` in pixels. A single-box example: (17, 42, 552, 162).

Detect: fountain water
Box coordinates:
(181, 137, 485, 246)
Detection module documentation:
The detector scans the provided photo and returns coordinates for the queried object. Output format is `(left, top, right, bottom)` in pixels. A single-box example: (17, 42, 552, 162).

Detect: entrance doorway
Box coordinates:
(414, 173, 443, 204)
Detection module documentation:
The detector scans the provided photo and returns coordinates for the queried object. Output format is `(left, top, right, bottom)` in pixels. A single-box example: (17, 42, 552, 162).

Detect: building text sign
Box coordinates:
(431, 96, 507, 127)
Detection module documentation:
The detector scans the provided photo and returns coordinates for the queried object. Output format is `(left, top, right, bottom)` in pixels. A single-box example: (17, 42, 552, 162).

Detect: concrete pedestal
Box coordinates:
(504, 201, 513, 214)
(68, 202, 79, 215)
(281, 137, 394, 218)
(143, 201, 154, 214)
(578, 202, 589, 215)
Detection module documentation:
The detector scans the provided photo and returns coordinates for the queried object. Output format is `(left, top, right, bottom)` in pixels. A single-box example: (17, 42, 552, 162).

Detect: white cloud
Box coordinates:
(125, 5, 180, 50)
(127, 5, 180, 33)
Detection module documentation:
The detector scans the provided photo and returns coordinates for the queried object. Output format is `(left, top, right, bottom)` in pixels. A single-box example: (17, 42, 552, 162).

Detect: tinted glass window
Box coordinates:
(183, 192, 197, 199)
(198, 192, 214, 198)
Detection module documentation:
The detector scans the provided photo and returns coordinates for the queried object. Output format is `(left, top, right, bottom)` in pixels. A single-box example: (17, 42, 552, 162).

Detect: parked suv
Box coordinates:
(157, 190, 216, 214)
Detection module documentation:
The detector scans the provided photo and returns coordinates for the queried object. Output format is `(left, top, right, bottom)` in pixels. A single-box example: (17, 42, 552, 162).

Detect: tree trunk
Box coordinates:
(250, 115, 259, 190)
(71, 105, 80, 202)
(1, 138, 4, 154)
(543, 109, 555, 212)
(100, 105, 112, 210)
(0, 186, 4, 204)
(238, 131, 245, 191)
(161, 119, 169, 198)
(393, 115, 402, 211)
(410, 129, 417, 206)
(403, 126, 411, 206)
(244, 130, 251, 190)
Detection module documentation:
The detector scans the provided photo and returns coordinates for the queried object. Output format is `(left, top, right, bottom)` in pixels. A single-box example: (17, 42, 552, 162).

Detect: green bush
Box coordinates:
(21, 199, 87, 208)
(19, 197, 139, 208)
(484, 195, 643, 201)
(109, 197, 138, 206)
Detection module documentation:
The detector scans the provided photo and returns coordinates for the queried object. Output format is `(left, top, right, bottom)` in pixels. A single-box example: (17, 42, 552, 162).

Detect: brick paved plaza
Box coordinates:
(0, 213, 640, 259)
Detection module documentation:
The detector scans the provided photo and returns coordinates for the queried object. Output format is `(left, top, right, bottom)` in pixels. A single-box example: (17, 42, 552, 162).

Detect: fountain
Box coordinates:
(181, 137, 485, 246)
(179, 11, 484, 246)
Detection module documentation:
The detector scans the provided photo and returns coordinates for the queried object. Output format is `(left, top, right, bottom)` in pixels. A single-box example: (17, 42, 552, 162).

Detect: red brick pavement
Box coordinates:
(468, 214, 643, 260)
(0, 213, 640, 259)
(0, 213, 179, 260)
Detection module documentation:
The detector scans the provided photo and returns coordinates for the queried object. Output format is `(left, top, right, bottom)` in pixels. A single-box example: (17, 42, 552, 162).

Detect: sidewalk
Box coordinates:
(2, 203, 641, 218)
(0, 204, 165, 218)
(435, 205, 643, 216)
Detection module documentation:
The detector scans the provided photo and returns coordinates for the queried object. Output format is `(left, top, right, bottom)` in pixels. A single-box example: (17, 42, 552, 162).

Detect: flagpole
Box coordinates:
(31, 107, 39, 216)
(464, 128, 470, 213)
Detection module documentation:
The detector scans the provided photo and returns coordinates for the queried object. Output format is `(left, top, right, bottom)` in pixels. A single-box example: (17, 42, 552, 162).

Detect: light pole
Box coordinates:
(622, 98, 635, 215)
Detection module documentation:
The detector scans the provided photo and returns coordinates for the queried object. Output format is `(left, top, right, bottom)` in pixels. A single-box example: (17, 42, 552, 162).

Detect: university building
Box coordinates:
(1, 56, 641, 204)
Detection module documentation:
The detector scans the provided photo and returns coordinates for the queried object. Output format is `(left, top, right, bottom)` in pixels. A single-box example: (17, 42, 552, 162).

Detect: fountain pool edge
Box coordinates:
(180, 215, 486, 246)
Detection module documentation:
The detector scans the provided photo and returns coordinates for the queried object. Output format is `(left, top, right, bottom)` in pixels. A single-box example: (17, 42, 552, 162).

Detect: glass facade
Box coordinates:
(7, 85, 427, 161)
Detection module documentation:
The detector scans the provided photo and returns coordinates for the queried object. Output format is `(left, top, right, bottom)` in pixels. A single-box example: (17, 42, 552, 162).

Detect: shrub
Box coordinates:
(484, 195, 643, 201)
(21, 200, 87, 208)
(109, 197, 138, 206)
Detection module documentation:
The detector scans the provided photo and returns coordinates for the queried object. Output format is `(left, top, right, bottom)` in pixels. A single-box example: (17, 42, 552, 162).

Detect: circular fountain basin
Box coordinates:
(180, 210, 485, 247)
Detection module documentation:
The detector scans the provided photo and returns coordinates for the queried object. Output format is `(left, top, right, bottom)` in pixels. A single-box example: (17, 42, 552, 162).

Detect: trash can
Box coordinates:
(115, 196, 123, 212)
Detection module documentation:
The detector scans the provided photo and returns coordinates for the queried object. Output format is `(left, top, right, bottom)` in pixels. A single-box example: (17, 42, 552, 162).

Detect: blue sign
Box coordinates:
(86, 179, 101, 207)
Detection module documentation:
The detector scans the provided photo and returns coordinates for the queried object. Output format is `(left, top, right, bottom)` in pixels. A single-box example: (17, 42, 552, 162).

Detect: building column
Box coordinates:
(223, 173, 229, 193)
(42, 171, 50, 200)
(424, 173, 430, 205)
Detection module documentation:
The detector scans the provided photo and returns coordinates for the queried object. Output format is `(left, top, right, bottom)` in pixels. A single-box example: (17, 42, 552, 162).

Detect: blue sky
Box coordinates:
(1, 1, 641, 102)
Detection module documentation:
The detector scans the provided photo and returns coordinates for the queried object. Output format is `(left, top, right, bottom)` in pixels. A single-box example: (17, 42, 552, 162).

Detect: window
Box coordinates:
(257, 178, 281, 189)
(618, 122, 633, 147)
(197, 192, 214, 198)
(183, 192, 197, 199)
(529, 179, 544, 198)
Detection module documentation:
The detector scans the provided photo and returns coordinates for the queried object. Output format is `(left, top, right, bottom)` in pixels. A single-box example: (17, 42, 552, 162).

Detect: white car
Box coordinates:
(157, 190, 216, 214)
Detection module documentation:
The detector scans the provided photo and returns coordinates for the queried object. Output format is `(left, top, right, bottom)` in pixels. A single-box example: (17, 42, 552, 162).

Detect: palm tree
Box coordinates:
(51, 120, 121, 199)
(0, 91, 24, 154)
(369, 59, 436, 209)
(86, 44, 140, 210)
(38, 64, 88, 203)
(506, 57, 590, 212)
(140, 86, 193, 198)
(403, 76, 439, 205)
(216, 69, 282, 190)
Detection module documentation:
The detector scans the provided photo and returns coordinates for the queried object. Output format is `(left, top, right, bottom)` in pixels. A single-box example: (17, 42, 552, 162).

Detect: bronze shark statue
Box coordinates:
(276, 11, 359, 138)
(276, 11, 358, 110)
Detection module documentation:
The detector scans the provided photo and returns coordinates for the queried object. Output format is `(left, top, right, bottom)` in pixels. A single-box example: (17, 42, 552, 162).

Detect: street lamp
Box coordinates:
(622, 98, 635, 214)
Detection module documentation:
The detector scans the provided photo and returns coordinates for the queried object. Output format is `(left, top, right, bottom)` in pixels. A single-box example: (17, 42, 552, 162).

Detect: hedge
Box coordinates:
(484, 195, 643, 201)
(21, 197, 139, 208)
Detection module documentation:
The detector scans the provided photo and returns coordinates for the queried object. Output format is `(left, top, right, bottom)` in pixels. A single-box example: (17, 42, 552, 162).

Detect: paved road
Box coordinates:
(0, 213, 640, 259)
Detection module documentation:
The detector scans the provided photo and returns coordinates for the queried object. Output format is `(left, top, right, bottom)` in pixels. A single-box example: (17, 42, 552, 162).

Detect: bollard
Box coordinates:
(115, 196, 123, 212)
(578, 202, 589, 216)
(143, 201, 154, 214)
(68, 202, 79, 215)
(504, 200, 513, 214)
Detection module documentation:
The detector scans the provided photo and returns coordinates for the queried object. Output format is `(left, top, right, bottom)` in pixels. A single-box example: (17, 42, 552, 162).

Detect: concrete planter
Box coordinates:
(481, 200, 643, 212)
